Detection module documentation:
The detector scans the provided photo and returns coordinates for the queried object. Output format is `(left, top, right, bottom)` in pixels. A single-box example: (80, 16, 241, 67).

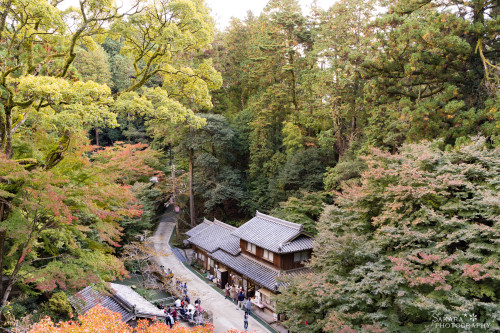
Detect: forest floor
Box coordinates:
(151, 211, 271, 333)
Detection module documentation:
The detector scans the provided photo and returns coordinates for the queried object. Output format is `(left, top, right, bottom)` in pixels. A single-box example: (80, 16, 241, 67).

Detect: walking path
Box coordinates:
(151, 212, 270, 333)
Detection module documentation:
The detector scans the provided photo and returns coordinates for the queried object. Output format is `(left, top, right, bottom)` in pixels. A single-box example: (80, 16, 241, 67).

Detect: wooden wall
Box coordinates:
(193, 246, 209, 270)
(241, 240, 288, 269)
(279, 251, 310, 270)
(240, 240, 310, 270)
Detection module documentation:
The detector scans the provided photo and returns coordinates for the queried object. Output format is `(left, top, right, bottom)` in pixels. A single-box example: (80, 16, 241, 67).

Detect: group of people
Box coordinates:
(159, 296, 203, 327)
(224, 284, 252, 330)
(175, 280, 188, 296)
(224, 284, 252, 313)
(160, 265, 173, 277)
(158, 265, 251, 330)
(156, 265, 202, 327)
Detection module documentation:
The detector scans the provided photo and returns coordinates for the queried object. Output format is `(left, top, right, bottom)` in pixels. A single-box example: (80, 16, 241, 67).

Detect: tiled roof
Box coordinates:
(231, 211, 312, 253)
(69, 285, 134, 322)
(68, 284, 165, 322)
(280, 235, 314, 253)
(210, 250, 279, 291)
(185, 219, 212, 237)
(110, 283, 165, 319)
(186, 219, 240, 255)
(211, 250, 312, 291)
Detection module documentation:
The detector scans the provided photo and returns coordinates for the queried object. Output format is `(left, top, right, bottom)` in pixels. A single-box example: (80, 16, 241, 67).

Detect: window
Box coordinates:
(198, 253, 205, 261)
(263, 249, 274, 262)
(246, 242, 256, 254)
(293, 251, 309, 262)
(208, 258, 214, 268)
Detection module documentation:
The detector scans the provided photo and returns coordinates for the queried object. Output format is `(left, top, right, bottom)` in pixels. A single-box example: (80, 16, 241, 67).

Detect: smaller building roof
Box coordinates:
(186, 219, 240, 255)
(110, 283, 165, 319)
(231, 211, 313, 253)
(280, 235, 314, 253)
(68, 283, 165, 322)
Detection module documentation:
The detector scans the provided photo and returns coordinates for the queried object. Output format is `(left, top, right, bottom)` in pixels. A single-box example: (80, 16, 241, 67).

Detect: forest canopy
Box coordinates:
(0, 0, 498, 331)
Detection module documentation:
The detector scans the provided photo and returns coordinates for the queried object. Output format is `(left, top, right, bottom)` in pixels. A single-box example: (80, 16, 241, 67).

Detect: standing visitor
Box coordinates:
(174, 298, 182, 307)
(237, 291, 245, 309)
(165, 313, 174, 328)
(244, 312, 249, 330)
(245, 298, 252, 314)
(230, 286, 237, 303)
(224, 285, 230, 299)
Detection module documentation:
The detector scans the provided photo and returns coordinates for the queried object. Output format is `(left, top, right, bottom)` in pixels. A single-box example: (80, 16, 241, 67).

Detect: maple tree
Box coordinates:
(0, 136, 144, 312)
(27, 305, 221, 333)
(0, 0, 221, 319)
(276, 137, 499, 332)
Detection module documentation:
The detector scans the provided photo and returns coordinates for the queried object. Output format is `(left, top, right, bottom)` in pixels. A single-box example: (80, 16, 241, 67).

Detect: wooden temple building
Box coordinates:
(185, 211, 313, 316)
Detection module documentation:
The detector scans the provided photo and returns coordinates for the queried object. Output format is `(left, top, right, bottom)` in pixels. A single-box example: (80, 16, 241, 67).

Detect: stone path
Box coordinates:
(151, 212, 270, 333)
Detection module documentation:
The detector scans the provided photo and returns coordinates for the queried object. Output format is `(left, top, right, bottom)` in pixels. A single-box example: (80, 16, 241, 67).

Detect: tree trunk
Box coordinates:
(0, 214, 5, 302)
(288, 50, 299, 114)
(4, 107, 13, 158)
(189, 146, 195, 228)
(95, 127, 99, 146)
(170, 145, 179, 242)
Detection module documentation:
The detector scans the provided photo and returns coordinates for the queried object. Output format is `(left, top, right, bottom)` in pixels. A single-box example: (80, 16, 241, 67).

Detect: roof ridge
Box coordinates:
(213, 218, 237, 230)
(255, 211, 302, 231)
(202, 218, 214, 225)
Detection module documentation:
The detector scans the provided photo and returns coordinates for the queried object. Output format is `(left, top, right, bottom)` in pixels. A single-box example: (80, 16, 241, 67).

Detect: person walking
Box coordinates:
(244, 312, 249, 330)
(237, 291, 245, 310)
(245, 298, 252, 314)
(224, 285, 230, 299)
(165, 313, 174, 328)
(185, 295, 190, 304)
(171, 309, 178, 322)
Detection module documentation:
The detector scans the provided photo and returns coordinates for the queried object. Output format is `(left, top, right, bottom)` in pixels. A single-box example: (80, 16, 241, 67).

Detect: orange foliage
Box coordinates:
(28, 305, 245, 333)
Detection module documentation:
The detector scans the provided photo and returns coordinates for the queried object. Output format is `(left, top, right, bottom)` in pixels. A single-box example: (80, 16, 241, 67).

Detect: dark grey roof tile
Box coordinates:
(187, 219, 240, 255)
(280, 235, 314, 253)
(231, 211, 309, 252)
(210, 250, 279, 291)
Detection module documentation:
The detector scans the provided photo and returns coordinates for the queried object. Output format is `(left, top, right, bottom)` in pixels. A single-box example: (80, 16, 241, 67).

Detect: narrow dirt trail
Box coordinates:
(151, 212, 270, 333)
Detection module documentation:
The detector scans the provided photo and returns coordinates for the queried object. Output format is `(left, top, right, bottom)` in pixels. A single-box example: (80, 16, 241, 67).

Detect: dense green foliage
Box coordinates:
(0, 0, 220, 326)
(276, 138, 499, 332)
(208, 0, 499, 222)
(0, 0, 498, 330)
(208, 0, 499, 332)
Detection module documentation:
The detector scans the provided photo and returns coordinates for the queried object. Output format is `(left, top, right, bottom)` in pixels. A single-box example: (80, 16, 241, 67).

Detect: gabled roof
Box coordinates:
(280, 235, 314, 253)
(68, 283, 165, 322)
(231, 211, 313, 253)
(186, 219, 240, 255)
